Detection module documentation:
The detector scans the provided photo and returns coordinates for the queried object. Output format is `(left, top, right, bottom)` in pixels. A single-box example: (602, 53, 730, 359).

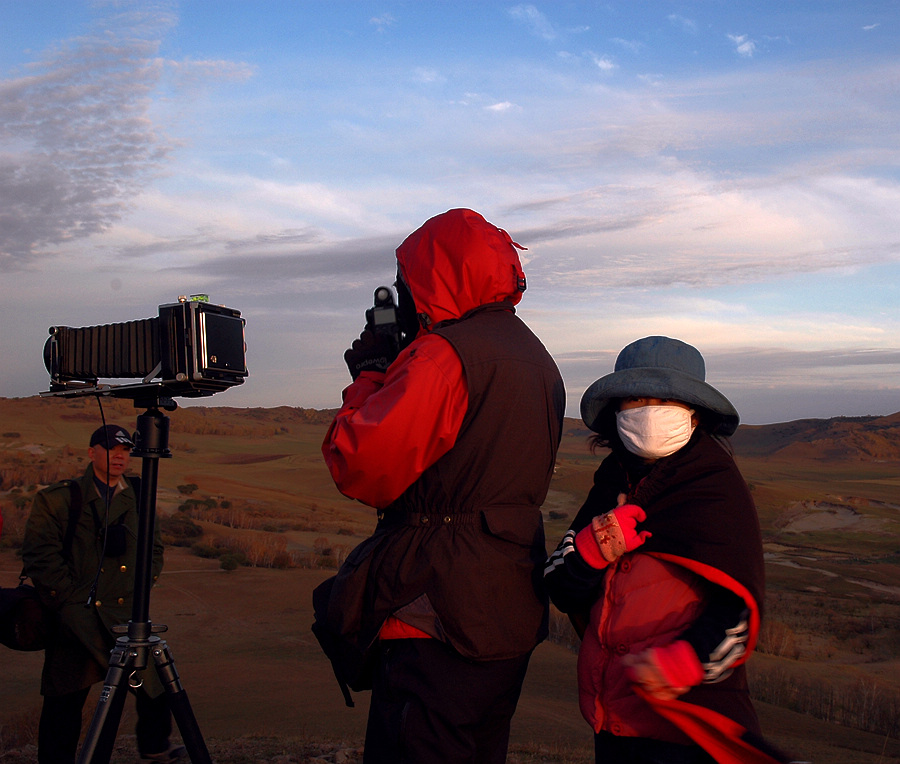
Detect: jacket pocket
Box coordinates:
(480, 506, 543, 548)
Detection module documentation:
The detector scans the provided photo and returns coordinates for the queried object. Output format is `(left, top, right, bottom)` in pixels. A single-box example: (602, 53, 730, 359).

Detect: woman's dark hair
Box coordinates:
(588, 399, 728, 454)
(588, 401, 621, 453)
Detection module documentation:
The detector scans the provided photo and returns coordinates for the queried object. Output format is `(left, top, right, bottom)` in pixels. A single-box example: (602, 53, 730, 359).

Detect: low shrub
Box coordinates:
(749, 662, 900, 737)
(158, 513, 203, 546)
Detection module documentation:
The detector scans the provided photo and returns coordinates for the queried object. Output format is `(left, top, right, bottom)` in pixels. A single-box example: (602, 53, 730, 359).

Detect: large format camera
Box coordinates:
(42, 296, 248, 399)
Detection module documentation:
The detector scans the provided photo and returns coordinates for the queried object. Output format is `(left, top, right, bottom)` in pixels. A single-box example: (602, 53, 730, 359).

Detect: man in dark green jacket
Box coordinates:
(22, 424, 184, 764)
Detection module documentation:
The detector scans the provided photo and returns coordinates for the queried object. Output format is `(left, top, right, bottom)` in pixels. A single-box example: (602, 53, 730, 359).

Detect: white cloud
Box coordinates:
(590, 53, 617, 72)
(728, 33, 757, 58)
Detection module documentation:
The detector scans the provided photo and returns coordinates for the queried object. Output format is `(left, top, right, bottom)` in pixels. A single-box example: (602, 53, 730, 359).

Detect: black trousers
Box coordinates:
(594, 730, 717, 764)
(38, 686, 173, 764)
(363, 638, 532, 764)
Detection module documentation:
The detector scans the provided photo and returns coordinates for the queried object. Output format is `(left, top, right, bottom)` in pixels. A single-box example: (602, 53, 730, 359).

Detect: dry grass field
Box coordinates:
(1, 396, 898, 763)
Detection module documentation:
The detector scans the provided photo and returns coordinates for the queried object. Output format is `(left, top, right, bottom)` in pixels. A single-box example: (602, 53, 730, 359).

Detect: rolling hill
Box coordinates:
(731, 411, 900, 461)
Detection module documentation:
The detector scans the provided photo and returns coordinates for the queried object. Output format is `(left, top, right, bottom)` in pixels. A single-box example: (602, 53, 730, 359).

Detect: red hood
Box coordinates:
(396, 208, 527, 329)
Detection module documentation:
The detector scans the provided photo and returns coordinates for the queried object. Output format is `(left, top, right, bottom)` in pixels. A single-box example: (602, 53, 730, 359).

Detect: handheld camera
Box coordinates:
(366, 286, 401, 359)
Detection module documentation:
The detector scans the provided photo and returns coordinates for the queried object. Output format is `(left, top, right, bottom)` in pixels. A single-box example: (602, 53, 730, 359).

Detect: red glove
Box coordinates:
(612, 503, 651, 552)
(575, 504, 651, 569)
(625, 640, 704, 700)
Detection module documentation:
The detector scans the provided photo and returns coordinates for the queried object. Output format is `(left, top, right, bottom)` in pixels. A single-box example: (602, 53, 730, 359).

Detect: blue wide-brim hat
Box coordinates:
(580, 336, 740, 436)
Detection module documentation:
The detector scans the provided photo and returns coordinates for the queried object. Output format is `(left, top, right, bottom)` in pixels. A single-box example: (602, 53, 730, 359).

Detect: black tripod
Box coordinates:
(78, 398, 212, 764)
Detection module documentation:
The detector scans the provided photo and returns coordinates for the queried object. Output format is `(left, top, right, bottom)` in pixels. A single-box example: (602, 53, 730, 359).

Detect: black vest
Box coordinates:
(385, 302, 565, 516)
(361, 303, 567, 659)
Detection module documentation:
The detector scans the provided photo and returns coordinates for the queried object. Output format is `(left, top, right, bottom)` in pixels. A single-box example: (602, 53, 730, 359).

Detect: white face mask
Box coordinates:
(616, 405, 696, 459)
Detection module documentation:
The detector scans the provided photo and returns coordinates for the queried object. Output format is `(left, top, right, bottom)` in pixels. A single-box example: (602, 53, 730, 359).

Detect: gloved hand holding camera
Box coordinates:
(344, 328, 398, 380)
(344, 285, 410, 381)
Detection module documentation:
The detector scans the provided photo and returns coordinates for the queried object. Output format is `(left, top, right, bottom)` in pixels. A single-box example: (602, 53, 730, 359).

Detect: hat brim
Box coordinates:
(580, 367, 740, 436)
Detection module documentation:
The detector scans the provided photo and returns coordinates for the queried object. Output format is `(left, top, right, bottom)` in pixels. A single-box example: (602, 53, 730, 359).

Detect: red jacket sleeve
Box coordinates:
(321, 332, 468, 509)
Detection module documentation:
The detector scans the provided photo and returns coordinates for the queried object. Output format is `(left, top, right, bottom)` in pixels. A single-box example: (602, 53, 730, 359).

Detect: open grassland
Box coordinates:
(1, 396, 899, 762)
(2, 548, 897, 763)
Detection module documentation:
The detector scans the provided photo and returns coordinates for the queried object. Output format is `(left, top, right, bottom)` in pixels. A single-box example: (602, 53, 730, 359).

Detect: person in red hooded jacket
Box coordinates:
(317, 208, 566, 764)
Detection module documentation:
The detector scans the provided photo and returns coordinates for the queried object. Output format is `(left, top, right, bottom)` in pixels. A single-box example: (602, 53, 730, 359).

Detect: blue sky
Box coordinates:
(1, 1, 898, 425)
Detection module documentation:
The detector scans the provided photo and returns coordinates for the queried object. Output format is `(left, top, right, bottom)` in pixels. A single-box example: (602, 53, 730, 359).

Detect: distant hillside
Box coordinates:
(1, 397, 898, 494)
(560, 411, 900, 462)
(0, 396, 339, 492)
(731, 411, 900, 461)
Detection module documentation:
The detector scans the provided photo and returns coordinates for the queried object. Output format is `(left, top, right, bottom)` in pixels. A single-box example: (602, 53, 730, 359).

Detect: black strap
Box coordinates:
(63, 475, 141, 557)
(63, 480, 82, 560)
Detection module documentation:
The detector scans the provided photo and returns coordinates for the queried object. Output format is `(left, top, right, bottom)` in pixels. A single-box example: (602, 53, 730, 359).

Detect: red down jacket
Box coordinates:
(319, 208, 565, 666)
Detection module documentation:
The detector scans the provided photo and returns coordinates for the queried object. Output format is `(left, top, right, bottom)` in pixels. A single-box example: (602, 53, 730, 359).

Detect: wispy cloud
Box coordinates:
(611, 38, 644, 54)
(369, 14, 396, 33)
(166, 57, 256, 86)
(0, 10, 174, 271)
(509, 4, 558, 41)
(668, 14, 698, 34)
(413, 67, 443, 84)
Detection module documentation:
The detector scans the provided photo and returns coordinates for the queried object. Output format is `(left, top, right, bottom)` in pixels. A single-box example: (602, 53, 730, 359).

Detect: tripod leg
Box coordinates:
(77, 640, 133, 764)
(151, 639, 212, 764)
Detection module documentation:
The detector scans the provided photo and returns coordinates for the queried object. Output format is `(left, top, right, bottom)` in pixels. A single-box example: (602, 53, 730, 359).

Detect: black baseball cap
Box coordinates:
(89, 425, 135, 449)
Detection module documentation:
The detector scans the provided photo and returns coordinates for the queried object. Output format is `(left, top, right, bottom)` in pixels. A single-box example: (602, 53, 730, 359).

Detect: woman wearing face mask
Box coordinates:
(545, 336, 790, 764)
